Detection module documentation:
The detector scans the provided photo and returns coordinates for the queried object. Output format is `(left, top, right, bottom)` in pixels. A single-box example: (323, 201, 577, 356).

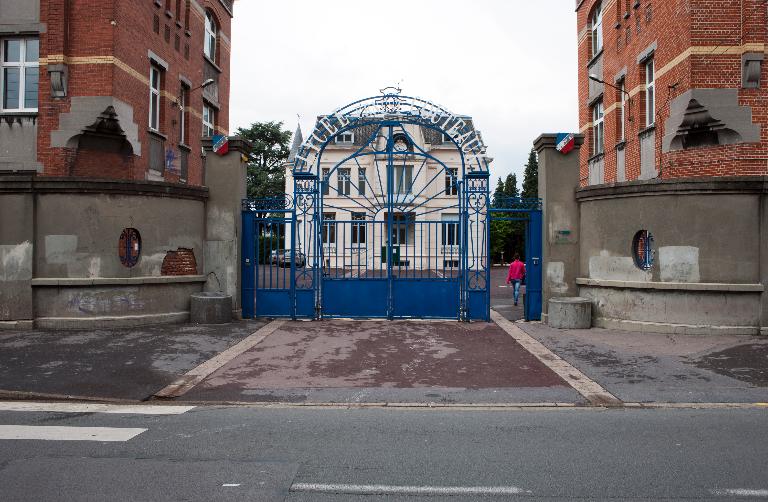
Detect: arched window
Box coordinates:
(204, 11, 217, 62)
(591, 3, 603, 57)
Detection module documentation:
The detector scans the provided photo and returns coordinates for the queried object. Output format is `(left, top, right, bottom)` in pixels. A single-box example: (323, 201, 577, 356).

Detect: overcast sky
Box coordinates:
(229, 0, 579, 186)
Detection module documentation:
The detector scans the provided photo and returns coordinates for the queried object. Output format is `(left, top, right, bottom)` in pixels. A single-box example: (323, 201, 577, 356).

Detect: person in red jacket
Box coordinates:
(506, 253, 526, 306)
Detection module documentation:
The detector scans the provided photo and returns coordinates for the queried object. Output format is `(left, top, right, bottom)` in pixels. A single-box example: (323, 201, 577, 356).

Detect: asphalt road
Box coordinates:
(1, 404, 767, 501)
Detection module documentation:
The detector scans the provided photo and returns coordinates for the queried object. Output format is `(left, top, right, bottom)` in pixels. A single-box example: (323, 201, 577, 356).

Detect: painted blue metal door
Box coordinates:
(242, 91, 497, 321)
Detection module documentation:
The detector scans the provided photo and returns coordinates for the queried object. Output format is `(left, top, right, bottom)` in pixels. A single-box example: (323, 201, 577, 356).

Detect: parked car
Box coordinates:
(270, 250, 306, 268)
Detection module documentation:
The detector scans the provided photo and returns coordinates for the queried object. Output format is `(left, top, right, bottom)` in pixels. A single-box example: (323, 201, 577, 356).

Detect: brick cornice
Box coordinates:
(0, 174, 209, 201)
(575, 176, 768, 200)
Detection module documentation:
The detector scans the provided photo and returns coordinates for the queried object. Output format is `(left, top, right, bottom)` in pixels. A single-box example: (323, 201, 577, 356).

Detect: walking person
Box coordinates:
(506, 253, 525, 306)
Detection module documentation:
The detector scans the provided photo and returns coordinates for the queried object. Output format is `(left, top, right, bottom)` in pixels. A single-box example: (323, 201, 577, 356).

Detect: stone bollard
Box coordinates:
(548, 297, 592, 329)
(190, 292, 232, 324)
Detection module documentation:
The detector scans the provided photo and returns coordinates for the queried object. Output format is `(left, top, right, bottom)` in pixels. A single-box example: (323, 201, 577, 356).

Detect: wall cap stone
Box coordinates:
(202, 136, 252, 154)
(592, 316, 761, 336)
(575, 175, 768, 201)
(31, 275, 207, 287)
(577, 278, 764, 292)
(533, 133, 585, 153)
(0, 174, 209, 201)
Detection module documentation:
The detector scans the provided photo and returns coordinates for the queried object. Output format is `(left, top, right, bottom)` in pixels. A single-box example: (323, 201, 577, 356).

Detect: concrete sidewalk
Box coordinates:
(0, 320, 266, 401)
(516, 321, 768, 404)
(0, 312, 766, 406)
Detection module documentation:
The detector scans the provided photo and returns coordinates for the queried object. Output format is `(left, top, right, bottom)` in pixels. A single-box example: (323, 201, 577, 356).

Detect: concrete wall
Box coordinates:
(33, 281, 204, 329)
(201, 138, 249, 315)
(0, 174, 214, 328)
(762, 194, 768, 334)
(535, 134, 584, 316)
(0, 117, 42, 172)
(0, 192, 34, 323)
(578, 186, 761, 284)
(35, 193, 205, 278)
(0, 0, 42, 33)
(575, 177, 767, 334)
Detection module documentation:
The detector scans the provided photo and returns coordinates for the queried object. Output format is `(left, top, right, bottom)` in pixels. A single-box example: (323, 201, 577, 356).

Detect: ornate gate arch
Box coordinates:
(242, 90, 538, 321)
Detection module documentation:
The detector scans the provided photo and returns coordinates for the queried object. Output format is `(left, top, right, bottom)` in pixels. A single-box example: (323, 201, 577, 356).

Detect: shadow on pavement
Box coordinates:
(0, 320, 267, 401)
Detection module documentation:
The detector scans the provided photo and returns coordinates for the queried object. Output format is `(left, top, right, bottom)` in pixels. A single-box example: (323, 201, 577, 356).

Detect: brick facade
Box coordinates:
(576, 0, 767, 186)
(34, 0, 232, 185)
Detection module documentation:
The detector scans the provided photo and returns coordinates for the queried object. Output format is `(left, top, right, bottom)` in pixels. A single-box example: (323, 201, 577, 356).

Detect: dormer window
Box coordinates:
(591, 3, 603, 57)
(335, 132, 354, 144)
(204, 11, 217, 62)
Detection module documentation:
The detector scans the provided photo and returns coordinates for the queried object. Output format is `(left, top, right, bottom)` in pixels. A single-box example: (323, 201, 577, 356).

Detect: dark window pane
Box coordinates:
(4, 40, 20, 62)
(24, 66, 38, 108)
(3, 68, 20, 108)
(25, 39, 39, 62)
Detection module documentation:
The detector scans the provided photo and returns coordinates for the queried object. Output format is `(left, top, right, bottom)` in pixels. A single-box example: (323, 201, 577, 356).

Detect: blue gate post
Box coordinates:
(525, 209, 543, 321)
(241, 208, 256, 318)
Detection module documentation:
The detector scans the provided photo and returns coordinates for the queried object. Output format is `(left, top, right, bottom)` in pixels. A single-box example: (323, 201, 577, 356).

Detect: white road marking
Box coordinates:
(222, 484, 241, 487)
(0, 425, 146, 442)
(153, 319, 285, 398)
(711, 489, 768, 497)
(291, 483, 529, 496)
(0, 402, 194, 415)
(491, 309, 621, 406)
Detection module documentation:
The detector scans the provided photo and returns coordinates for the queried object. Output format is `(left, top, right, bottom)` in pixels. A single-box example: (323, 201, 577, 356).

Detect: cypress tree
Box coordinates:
(521, 148, 539, 199)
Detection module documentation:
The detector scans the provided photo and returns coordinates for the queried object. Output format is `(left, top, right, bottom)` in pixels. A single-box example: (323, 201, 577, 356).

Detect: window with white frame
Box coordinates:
(351, 212, 366, 245)
(202, 102, 215, 137)
(395, 165, 413, 194)
(390, 212, 413, 245)
(334, 132, 354, 144)
(322, 168, 330, 196)
(618, 79, 626, 141)
(337, 168, 351, 195)
(591, 3, 603, 57)
(358, 167, 366, 195)
(441, 213, 459, 246)
(322, 212, 336, 244)
(592, 100, 604, 155)
(179, 82, 189, 144)
(204, 11, 217, 62)
(444, 168, 458, 196)
(645, 58, 655, 127)
(1, 38, 39, 111)
(149, 65, 162, 130)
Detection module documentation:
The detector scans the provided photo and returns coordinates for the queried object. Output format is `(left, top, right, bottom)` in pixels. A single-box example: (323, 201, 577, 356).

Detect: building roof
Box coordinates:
(287, 123, 303, 163)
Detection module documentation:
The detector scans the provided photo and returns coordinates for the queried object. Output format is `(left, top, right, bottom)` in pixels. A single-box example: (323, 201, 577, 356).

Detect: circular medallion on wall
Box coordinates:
(119, 228, 141, 268)
(632, 230, 654, 271)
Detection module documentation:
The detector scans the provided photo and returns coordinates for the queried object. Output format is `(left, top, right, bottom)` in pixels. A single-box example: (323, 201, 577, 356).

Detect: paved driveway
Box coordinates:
(183, 319, 580, 404)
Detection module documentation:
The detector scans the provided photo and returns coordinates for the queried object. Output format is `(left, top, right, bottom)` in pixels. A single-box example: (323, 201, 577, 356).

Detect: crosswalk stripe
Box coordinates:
(0, 425, 146, 442)
(0, 402, 195, 415)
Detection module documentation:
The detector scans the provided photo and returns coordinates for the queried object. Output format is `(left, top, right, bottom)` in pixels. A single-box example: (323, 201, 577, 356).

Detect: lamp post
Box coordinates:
(175, 78, 215, 108)
(589, 73, 632, 122)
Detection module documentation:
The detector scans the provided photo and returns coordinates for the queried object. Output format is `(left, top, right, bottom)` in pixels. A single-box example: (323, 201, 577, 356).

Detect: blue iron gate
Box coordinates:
(241, 91, 541, 321)
(489, 197, 543, 321)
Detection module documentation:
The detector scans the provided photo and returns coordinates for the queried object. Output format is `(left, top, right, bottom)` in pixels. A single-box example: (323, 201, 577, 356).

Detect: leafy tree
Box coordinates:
(492, 177, 505, 207)
(521, 148, 539, 199)
(503, 173, 519, 198)
(236, 121, 292, 201)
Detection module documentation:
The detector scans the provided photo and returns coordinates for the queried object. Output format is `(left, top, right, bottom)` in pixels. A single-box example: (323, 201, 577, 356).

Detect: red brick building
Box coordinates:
(1, 0, 232, 184)
(0, 0, 244, 329)
(577, 0, 767, 185)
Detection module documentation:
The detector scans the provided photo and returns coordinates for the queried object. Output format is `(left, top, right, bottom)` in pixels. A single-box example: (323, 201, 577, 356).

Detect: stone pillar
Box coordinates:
(202, 137, 251, 317)
(534, 134, 584, 319)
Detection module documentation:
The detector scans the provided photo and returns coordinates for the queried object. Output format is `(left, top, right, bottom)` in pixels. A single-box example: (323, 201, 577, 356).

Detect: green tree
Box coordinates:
(521, 148, 539, 199)
(236, 121, 292, 201)
(503, 173, 519, 198)
(492, 177, 505, 207)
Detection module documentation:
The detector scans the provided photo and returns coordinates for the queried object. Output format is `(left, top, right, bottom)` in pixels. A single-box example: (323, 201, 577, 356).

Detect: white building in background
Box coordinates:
(284, 117, 490, 274)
